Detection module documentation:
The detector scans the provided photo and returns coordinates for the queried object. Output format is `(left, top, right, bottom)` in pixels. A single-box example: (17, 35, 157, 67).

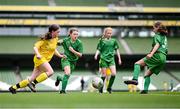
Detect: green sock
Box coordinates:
(132, 64, 140, 80)
(108, 75, 115, 89)
(61, 75, 70, 91)
(144, 76, 150, 91)
(57, 75, 62, 81)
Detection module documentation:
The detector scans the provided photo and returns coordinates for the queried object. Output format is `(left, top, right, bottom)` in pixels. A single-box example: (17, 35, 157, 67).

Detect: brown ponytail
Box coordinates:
(40, 24, 60, 40)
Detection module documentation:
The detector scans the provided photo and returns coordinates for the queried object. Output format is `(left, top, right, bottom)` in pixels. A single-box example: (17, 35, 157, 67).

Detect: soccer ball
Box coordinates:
(92, 77, 103, 89)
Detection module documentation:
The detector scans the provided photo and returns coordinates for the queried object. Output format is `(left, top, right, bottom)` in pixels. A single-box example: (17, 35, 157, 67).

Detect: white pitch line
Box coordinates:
(41, 78, 59, 90)
(66, 76, 90, 90)
(0, 81, 11, 90)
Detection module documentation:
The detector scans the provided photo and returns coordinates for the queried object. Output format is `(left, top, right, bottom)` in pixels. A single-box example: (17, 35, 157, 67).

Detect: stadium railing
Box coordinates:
(0, 6, 180, 13)
(0, 19, 180, 27)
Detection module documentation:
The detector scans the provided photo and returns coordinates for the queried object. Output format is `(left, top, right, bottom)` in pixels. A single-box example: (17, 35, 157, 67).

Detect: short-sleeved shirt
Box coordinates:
(33, 37, 58, 67)
(62, 37, 83, 62)
(143, 33, 168, 74)
(152, 33, 168, 55)
(97, 38, 119, 62)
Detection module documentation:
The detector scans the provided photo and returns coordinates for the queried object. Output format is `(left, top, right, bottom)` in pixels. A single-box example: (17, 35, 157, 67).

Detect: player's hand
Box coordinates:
(60, 54, 67, 59)
(146, 53, 153, 59)
(36, 54, 42, 59)
(69, 46, 74, 52)
(118, 59, 122, 65)
(94, 55, 98, 60)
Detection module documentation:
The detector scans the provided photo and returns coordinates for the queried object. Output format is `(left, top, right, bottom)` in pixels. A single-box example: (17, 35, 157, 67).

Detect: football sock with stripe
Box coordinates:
(12, 79, 29, 89)
(33, 72, 48, 84)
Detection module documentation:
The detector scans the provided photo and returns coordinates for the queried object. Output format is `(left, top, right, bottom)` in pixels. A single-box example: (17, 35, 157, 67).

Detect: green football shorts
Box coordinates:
(144, 52, 166, 75)
(61, 58, 76, 71)
(99, 59, 115, 68)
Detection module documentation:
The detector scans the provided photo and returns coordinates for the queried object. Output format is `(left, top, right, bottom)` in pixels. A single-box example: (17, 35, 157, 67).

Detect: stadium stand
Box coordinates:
(0, 36, 179, 54)
(0, 0, 48, 6)
(0, 6, 180, 13)
(0, 19, 180, 27)
(128, 0, 180, 7)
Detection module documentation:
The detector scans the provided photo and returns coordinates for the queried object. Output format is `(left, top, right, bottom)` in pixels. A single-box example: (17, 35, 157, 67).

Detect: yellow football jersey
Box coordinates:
(33, 37, 58, 67)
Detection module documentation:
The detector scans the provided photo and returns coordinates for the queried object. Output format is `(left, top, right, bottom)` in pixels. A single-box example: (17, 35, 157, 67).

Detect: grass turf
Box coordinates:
(0, 92, 180, 108)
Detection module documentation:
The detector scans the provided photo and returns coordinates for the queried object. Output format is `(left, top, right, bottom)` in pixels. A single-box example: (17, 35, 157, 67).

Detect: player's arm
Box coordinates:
(114, 39, 121, 65)
(94, 40, 101, 60)
(116, 49, 122, 65)
(33, 47, 41, 59)
(54, 49, 66, 58)
(57, 39, 63, 46)
(34, 40, 43, 59)
(146, 43, 160, 59)
(94, 50, 100, 60)
(69, 47, 82, 57)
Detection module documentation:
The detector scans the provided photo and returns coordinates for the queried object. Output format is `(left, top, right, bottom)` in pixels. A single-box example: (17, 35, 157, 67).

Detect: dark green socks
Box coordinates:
(108, 75, 115, 89)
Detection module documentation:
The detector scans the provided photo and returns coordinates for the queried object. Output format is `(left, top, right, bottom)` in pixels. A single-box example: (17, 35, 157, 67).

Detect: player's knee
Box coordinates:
(64, 71, 71, 75)
(47, 69, 54, 77)
(135, 61, 140, 65)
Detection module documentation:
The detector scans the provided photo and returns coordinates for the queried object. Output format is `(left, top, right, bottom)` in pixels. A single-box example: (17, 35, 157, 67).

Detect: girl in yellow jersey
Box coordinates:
(9, 24, 66, 94)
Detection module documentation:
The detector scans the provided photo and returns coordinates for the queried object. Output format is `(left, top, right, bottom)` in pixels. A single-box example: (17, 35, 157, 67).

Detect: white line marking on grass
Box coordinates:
(66, 76, 89, 90)
(119, 37, 133, 54)
(41, 78, 59, 90)
(0, 81, 11, 90)
(172, 83, 180, 92)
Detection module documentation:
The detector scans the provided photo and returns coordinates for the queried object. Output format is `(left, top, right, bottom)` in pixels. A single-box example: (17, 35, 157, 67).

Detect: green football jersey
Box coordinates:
(152, 33, 168, 55)
(97, 38, 119, 62)
(62, 37, 83, 62)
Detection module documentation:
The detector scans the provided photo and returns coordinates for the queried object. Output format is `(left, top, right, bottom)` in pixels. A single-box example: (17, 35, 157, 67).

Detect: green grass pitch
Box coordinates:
(0, 92, 180, 109)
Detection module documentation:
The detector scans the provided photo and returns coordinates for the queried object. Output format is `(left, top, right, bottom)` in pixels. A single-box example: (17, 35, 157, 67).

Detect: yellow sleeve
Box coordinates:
(34, 40, 44, 49)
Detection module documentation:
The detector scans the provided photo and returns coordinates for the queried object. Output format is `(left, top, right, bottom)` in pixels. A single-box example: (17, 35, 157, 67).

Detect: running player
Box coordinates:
(124, 22, 168, 94)
(9, 24, 66, 94)
(55, 28, 83, 94)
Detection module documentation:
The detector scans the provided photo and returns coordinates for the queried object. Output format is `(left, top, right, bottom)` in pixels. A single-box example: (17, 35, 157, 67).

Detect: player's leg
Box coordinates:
(28, 62, 54, 91)
(9, 79, 30, 94)
(60, 65, 71, 94)
(27, 68, 41, 92)
(105, 68, 111, 90)
(99, 67, 106, 93)
(98, 59, 108, 93)
(29, 68, 41, 82)
(55, 74, 62, 86)
(124, 58, 146, 85)
(140, 69, 153, 94)
(9, 68, 41, 94)
(107, 65, 116, 93)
